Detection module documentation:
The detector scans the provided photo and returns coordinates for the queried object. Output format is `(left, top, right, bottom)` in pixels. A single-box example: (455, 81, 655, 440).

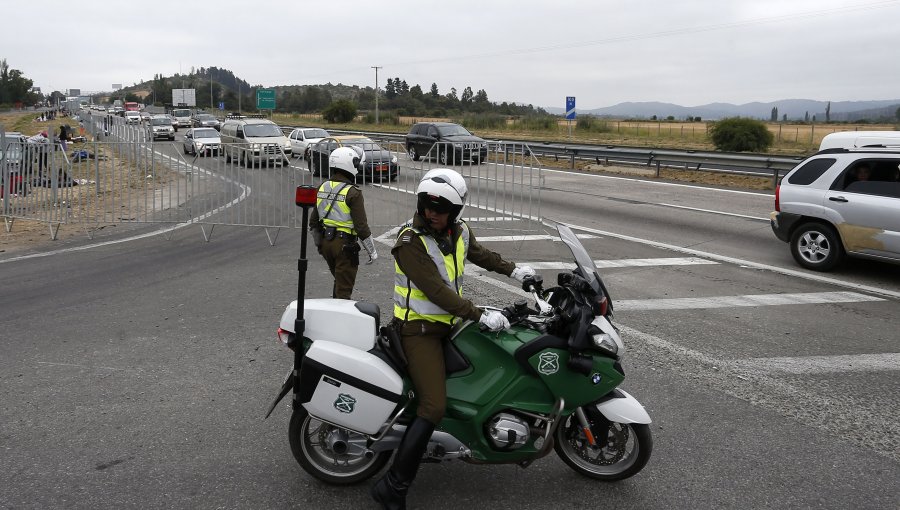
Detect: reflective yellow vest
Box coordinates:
(316, 181, 355, 235)
(394, 222, 471, 324)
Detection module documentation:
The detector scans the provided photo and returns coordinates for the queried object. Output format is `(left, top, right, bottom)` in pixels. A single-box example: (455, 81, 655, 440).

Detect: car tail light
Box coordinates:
(775, 184, 780, 212)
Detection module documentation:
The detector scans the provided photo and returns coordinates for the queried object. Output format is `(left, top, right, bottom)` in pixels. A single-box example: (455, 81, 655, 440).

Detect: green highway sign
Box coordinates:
(256, 89, 276, 110)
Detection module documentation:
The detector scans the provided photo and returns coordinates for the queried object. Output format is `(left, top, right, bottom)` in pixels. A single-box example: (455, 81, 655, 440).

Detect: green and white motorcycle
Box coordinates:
(267, 211, 652, 485)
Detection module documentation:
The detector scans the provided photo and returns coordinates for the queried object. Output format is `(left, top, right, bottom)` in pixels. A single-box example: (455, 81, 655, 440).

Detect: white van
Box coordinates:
(220, 118, 292, 166)
(819, 131, 900, 151)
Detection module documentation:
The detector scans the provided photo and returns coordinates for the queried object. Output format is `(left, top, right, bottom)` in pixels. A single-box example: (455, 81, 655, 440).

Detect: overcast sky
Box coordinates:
(5, 0, 900, 109)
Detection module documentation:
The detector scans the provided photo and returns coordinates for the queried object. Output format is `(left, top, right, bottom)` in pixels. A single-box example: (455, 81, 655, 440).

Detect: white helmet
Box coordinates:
(416, 168, 468, 223)
(329, 147, 359, 177)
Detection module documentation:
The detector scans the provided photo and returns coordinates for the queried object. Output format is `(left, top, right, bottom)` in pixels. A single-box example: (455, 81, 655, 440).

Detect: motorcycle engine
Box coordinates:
(486, 413, 531, 450)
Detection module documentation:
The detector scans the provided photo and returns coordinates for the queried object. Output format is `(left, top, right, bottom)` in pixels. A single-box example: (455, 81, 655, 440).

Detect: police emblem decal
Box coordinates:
(538, 352, 560, 375)
(334, 393, 357, 413)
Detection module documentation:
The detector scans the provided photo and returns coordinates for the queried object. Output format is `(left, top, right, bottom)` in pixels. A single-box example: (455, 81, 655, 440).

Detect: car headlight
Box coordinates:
(453, 142, 463, 148)
(196, 143, 204, 151)
(592, 333, 619, 356)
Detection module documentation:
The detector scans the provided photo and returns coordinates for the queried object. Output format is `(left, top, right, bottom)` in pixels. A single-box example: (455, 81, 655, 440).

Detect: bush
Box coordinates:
(364, 111, 399, 125)
(458, 113, 506, 130)
(519, 115, 558, 131)
(322, 99, 357, 123)
(576, 116, 611, 133)
(708, 117, 774, 152)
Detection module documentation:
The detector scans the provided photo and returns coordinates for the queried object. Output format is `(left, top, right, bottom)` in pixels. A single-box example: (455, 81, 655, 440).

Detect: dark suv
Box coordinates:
(405, 122, 488, 165)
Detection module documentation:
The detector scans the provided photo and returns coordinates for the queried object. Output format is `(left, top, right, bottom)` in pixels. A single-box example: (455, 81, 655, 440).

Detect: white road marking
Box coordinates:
(657, 202, 769, 221)
(523, 257, 717, 269)
(476, 234, 598, 242)
(557, 222, 900, 301)
(615, 291, 883, 311)
(537, 165, 775, 197)
(732, 353, 900, 374)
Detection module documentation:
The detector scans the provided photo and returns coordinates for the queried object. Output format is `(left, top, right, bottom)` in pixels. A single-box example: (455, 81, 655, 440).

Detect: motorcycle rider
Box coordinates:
(371, 168, 536, 509)
(309, 147, 378, 299)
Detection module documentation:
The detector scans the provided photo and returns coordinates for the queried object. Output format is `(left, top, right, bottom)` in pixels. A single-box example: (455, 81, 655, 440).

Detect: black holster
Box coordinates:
(342, 242, 361, 266)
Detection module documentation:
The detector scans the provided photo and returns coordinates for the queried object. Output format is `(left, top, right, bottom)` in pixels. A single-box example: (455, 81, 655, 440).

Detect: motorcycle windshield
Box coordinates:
(557, 224, 602, 295)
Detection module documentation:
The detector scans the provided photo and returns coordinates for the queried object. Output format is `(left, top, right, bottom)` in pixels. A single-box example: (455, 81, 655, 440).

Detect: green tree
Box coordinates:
(708, 117, 774, 152)
(322, 99, 358, 123)
(429, 83, 439, 98)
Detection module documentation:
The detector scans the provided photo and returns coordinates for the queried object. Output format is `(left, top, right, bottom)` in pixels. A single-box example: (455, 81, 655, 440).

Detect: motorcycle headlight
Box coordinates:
(592, 332, 618, 356)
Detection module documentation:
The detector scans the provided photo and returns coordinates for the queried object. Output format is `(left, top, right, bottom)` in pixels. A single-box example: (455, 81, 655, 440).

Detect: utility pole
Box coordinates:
(371, 66, 382, 124)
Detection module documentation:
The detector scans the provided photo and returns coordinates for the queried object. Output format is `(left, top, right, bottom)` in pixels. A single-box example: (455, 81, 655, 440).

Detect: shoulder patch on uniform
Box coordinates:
(401, 233, 414, 244)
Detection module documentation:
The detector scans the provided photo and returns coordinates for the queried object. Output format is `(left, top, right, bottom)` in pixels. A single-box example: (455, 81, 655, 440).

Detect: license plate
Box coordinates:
(375, 164, 387, 171)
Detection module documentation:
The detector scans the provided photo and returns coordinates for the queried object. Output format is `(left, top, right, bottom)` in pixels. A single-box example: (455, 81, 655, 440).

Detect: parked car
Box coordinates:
(770, 148, 900, 271)
(124, 111, 142, 125)
(182, 128, 221, 156)
(192, 113, 221, 131)
(308, 135, 398, 182)
(220, 118, 291, 166)
(147, 115, 175, 141)
(405, 121, 488, 165)
(288, 127, 329, 159)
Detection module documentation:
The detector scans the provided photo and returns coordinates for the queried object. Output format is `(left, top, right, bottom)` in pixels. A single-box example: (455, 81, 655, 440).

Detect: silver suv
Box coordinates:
(770, 148, 900, 271)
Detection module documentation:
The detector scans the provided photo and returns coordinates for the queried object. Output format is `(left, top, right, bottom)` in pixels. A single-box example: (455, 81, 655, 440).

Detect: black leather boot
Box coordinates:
(371, 417, 436, 510)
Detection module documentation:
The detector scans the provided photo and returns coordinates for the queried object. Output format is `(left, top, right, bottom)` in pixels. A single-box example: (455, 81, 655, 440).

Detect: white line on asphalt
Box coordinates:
(463, 216, 522, 222)
(656, 202, 769, 221)
(732, 353, 900, 374)
(537, 166, 775, 197)
(477, 234, 598, 242)
(557, 222, 900, 301)
(523, 257, 718, 269)
(615, 291, 883, 311)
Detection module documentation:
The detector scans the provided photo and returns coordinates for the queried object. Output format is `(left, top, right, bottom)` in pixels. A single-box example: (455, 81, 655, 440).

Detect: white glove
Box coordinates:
(361, 236, 378, 265)
(479, 311, 510, 332)
(511, 266, 536, 283)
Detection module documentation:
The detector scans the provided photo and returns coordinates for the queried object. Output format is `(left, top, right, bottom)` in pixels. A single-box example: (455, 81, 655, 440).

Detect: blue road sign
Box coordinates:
(218, 102, 225, 110)
(565, 96, 576, 120)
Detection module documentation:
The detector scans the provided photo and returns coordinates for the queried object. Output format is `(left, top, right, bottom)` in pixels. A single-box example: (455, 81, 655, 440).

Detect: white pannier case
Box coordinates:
(298, 340, 403, 435)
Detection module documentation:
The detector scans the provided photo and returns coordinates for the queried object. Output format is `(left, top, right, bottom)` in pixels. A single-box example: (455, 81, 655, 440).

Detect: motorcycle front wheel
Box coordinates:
(289, 407, 391, 485)
(554, 414, 652, 481)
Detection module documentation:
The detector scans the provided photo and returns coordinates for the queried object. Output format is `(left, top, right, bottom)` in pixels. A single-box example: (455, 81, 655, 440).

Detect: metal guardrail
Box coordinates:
(279, 126, 807, 187)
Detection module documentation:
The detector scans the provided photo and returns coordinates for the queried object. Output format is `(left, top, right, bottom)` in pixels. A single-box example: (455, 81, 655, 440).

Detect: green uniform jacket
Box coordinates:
(392, 214, 516, 323)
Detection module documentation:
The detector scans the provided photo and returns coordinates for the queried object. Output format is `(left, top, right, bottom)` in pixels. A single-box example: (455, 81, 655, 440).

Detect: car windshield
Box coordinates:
(151, 118, 169, 126)
(244, 124, 283, 137)
(197, 115, 215, 121)
(193, 128, 218, 139)
(343, 138, 381, 151)
(173, 110, 191, 117)
(437, 124, 472, 136)
(304, 129, 328, 138)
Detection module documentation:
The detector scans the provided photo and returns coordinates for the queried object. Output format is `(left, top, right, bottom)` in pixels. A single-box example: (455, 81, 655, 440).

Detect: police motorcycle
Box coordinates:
(266, 185, 652, 486)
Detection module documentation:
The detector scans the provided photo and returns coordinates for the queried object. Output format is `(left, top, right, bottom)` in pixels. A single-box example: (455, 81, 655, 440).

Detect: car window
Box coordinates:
(436, 124, 471, 136)
(427, 126, 439, 137)
(304, 129, 328, 138)
(244, 124, 282, 137)
(194, 128, 218, 138)
(843, 181, 900, 199)
(787, 158, 836, 185)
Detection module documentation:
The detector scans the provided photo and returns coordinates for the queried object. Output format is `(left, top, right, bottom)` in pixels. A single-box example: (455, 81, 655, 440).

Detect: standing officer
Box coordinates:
(310, 147, 378, 299)
(371, 168, 535, 509)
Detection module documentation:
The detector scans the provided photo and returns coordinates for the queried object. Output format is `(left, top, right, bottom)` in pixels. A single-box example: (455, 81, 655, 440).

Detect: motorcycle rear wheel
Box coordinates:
(554, 414, 652, 481)
(289, 407, 391, 485)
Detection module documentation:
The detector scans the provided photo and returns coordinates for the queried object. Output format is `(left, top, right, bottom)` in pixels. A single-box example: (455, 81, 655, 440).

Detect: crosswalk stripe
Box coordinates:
(524, 257, 717, 269)
(615, 291, 883, 311)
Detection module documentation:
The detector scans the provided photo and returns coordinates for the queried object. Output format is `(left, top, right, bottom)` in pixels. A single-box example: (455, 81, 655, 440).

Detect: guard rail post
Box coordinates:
(569, 149, 577, 169)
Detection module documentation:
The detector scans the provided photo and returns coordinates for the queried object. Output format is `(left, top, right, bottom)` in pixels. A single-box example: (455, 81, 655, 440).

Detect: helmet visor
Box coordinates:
(418, 193, 454, 214)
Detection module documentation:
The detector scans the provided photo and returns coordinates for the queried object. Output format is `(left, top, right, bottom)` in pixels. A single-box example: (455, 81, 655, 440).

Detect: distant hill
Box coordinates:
(545, 99, 900, 121)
